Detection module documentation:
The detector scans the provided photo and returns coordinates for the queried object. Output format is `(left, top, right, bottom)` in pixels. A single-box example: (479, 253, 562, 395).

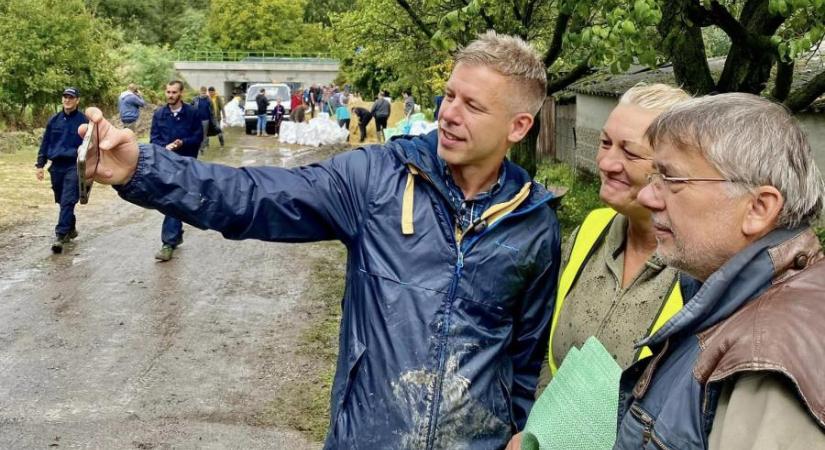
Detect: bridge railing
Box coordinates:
(173, 50, 336, 62)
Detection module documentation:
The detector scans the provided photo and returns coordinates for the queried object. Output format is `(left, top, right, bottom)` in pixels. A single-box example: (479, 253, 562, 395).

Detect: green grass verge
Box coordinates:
(256, 243, 345, 443)
(535, 161, 604, 238)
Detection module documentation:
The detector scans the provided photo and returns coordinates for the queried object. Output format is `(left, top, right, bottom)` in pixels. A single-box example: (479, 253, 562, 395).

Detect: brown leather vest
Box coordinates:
(694, 229, 825, 429)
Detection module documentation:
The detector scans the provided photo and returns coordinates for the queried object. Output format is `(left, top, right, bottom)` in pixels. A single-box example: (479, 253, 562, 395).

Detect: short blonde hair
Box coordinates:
(619, 83, 691, 111)
(454, 31, 547, 116)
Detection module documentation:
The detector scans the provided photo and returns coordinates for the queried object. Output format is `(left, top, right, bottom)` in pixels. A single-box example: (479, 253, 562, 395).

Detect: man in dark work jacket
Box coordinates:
(149, 80, 203, 262)
(35, 87, 88, 254)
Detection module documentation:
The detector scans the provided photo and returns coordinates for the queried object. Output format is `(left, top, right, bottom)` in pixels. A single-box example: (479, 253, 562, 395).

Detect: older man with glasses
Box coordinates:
(35, 87, 88, 254)
(613, 93, 825, 449)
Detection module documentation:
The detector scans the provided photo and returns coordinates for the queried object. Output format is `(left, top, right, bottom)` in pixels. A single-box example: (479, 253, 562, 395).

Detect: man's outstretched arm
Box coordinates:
(80, 107, 369, 244)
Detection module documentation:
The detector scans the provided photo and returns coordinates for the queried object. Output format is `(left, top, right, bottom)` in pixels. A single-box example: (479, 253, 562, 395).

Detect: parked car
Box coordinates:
(244, 83, 292, 135)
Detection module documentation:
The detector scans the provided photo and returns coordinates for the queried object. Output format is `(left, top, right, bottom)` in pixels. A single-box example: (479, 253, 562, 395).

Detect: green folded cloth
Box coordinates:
(521, 336, 622, 450)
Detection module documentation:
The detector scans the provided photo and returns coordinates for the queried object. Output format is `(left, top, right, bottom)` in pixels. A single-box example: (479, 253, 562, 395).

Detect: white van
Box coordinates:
(244, 83, 292, 134)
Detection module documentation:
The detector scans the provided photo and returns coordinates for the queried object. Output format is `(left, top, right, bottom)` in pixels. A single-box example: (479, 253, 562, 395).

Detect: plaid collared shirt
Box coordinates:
(439, 158, 506, 236)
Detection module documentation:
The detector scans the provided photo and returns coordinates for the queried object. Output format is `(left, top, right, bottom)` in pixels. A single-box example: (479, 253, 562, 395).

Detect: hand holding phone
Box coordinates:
(77, 107, 141, 186)
(76, 121, 96, 204)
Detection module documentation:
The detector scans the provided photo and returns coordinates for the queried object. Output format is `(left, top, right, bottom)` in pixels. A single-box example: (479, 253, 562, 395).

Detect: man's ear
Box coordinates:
(742, 186, 784, 237)
(508, 112, 535, 143)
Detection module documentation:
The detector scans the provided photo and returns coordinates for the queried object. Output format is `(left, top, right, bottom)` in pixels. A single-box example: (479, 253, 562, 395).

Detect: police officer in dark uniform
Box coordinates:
(35, 87, 88, 254)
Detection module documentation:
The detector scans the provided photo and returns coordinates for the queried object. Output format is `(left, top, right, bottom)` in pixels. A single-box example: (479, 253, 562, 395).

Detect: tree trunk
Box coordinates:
(771, 60, 794, 102)
(716, 0, 783, 93)
(659, 0, 715, 94)
(784, 70, 825, 113)
(510, 112, 541, 177)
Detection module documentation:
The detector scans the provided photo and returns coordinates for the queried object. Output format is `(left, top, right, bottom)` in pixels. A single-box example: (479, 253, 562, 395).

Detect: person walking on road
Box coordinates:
(149, 80, 203, 261)
(192, 86, 213, 153)
(35, 87, 88, 254)
(370, 91, 390, 143)
(118, 83, 144, 132)
(80, 31, 560, 449)
(207, 86, 225, 148)
(254, 88, 269, 136)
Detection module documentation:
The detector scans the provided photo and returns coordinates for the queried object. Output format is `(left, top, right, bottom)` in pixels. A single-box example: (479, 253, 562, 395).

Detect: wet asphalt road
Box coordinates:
(0, 129, 346, 449)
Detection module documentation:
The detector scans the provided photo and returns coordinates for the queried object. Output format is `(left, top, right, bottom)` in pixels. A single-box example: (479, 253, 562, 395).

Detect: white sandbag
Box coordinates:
(224, 99, 245, 127)
(279, 117, 348, 146)
(409, 121, 438, 136)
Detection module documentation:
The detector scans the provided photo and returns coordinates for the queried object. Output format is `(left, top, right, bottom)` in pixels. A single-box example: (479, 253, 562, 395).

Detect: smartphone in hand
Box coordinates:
(76, 122, 95, 204)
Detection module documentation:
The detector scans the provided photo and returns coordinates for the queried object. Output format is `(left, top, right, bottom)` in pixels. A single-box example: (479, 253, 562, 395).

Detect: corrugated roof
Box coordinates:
(565, 56, 825, 111)
(567, 59, 726, 97)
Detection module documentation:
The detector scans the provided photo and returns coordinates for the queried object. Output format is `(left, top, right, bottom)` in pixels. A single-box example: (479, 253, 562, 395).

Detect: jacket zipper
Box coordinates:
(424, 233, 464, 450)
(415, 173, 464, 450)
(409, 165, 550, 449)
(630, 404, 654, 446)
(629, 404, 673, 449)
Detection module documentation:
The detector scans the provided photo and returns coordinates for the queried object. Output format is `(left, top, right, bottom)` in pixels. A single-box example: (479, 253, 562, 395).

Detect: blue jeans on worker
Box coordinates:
(257, 114, 267, 134)
(161, 215, 183, 247)
(48, 163, 79, 238)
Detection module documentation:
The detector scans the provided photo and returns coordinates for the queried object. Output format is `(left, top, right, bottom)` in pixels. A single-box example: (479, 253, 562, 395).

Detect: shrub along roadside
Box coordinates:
(535, 161, 604, 239)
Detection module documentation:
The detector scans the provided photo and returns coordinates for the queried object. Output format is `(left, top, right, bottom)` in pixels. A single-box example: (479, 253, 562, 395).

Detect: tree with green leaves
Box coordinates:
(207, 0, 328, 53)
(0, 0, 120, 127)
(116, 43, 176, 102)
(335, 0, 825, 174)
(333, 0, 663, 174)
(657, 0, 825, 112)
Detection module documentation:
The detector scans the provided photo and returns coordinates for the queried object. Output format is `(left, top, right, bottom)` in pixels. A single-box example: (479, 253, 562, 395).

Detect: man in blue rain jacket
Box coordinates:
(80, 32, 561, 449)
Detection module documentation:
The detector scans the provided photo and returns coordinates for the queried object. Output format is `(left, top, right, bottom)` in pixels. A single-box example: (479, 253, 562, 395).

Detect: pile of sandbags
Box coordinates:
(384, 113, 437, 140)
(279, 116, 349, 147)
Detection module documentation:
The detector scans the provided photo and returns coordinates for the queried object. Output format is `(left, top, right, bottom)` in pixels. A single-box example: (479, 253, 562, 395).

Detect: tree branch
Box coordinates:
(705, 1, 776, 53)
(512, 1, 523, 23)
(784, 70, 825, 113)
(544, 11, 571, 67)
(659, 0, 715, 94)
(547, 59, 593, 93)
(523, 0, 538, 29)
(458, 0, 494, 30)
(395, 0, 433, 39)
(771, 59, 794, 102)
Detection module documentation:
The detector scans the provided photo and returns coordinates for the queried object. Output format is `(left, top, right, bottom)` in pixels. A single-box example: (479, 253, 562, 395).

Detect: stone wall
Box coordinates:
(572, 95, 618, 173)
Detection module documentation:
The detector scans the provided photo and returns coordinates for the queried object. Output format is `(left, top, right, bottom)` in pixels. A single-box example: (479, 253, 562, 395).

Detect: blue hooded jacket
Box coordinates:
(115, 131, 561, 449)
(118, 91, 145, 123)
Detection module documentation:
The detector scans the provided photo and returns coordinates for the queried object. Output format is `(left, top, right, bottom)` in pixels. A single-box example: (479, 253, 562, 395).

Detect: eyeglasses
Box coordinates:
(646, 172, 736, 192)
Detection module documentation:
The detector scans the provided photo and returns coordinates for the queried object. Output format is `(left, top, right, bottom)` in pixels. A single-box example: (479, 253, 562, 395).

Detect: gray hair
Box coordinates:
(455, 31, 547, 116)
(620, 83, 691, 111)
(646, 93, 824, 228)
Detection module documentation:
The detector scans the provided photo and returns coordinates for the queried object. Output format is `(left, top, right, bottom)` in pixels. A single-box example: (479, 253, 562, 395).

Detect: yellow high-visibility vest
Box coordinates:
(547, 208, 683, 375)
